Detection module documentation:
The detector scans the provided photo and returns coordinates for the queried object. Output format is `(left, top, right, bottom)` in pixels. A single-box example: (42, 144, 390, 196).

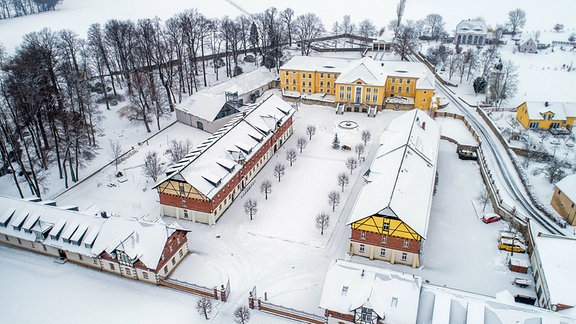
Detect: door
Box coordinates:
(355, 86, 362, 103)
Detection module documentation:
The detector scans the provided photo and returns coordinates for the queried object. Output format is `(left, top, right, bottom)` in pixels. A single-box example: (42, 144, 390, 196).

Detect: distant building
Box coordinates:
(155, 94, 294, 225)
(527, 221, 576, 315)
(515, 101, 576, 130)
(0, 196, 190, 283)
(279, 56, 435, 113)
(454, 19, 488, 46)
(346, 109, 440, 268)
(320, 259, 421, 324)
(175, 67, 277, 133)
(519, 38, 538, 53)
(550, 174, 576, 225)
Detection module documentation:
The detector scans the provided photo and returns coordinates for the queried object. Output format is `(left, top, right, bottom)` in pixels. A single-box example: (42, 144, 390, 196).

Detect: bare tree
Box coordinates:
(328, 191, 340, 212)
(286, 148, 297, 166)
(196, 297, 213, 320)
(260, 180, 272, 199)
(423, 13, 445, 39)
(394, 0, 407, 38)
(337, 172, 350, 192)
(477, 190, 491, 211)
(296, 137, 307, 153)
(532, 158, 569, 183)
(281, 8, 295, 46)
(274, 163, 286, 182)
(108, 140, 123, 170)
(358, 19, 377, 40)
(294, 13, 325, 55)
(396, 24, 417, 60)
(306, 125, 316, 140)
(315, 212, 330, 235)
(355, 144, 365, 161)
(488, 60, 519, 109)
(234, 305, 251, 324)
(143, 151, 163, 181)
(168, 139, 193, 164)
(244, 199, 258, 220)
(361, 130, 371, 146)
(346, 157, 358, 175)
(507, 8, 526, 35)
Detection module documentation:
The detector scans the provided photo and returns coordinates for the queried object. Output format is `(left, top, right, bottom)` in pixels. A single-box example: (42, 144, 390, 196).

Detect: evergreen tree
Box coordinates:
(332, 133, 340, 149)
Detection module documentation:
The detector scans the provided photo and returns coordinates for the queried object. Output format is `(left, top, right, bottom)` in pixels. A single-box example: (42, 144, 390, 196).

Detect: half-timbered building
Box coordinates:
(0, 195, 190, 283)
(347, 109, 440, 268)
(155, 94, 294, 225)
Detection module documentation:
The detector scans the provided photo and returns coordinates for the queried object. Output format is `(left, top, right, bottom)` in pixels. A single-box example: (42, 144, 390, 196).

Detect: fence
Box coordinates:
(159, 277, 230, 301)
(248, 287, 324, 324)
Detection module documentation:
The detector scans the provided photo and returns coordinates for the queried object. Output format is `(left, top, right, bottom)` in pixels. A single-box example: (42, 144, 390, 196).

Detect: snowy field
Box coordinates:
(0, 99, 536, 322)
(1, 0, 575, 54)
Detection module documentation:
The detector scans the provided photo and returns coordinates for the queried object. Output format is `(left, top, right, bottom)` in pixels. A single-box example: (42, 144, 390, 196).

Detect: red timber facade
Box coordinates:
(155, 94, 295, 225)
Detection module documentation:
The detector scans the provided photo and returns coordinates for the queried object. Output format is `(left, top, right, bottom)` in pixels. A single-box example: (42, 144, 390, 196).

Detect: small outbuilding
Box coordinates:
(519, 38, 537, 53)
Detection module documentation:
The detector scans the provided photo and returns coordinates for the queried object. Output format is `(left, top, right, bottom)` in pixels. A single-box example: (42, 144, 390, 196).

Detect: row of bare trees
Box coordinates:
(0, 0, 58, 19)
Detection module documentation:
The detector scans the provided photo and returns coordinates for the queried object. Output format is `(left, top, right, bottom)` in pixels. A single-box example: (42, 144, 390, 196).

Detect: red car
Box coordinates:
(482, 213, 501, 224)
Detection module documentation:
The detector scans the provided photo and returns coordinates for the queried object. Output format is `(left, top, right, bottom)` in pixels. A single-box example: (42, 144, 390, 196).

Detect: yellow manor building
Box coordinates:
(279, 56, 435, 112)
(516, 101, 576, 130)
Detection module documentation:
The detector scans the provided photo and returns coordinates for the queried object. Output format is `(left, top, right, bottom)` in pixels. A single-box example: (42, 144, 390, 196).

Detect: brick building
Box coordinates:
(0, 196, 189, 283)
(155, 94, 294, 224)
(347, 109, 440, 268)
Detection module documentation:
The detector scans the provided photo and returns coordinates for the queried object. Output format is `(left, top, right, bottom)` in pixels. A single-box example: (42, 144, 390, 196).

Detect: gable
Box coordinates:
(351, 215, 422, 241)
(157, 180, 209, 201)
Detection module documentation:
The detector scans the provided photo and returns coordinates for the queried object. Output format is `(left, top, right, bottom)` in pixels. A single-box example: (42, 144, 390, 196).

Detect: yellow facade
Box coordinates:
(351, 215, 421, 241)
(280, 66, 434, 110)
(157, 180, 209, 201)
(516, 102, 570, 129)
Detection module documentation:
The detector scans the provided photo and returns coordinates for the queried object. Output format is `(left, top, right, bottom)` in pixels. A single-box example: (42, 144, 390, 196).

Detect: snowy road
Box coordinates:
(434, 80, 564, 235)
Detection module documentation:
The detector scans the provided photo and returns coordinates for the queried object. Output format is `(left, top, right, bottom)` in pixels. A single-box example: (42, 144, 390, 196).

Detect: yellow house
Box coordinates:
(516, 101, 576, 130)
(347, 109, 440, 268)
(550, 174, 576, 226)
(280, 56, 435, 113)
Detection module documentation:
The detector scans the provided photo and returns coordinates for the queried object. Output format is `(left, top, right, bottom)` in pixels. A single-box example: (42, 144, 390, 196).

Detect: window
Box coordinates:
(327, 74, 331, 78)
(164, 267, 168, 274)
(359, 244, 365, 253)
(406, 86, 410, 92)
(143, 272, 149, 280)
(125, 268, 131, 275)
(380, 249, 386, 257)
(320, 81, 324, 86)
(399, 78, 403, 83)
(404, 239, 409, 247)
(383, 223, 389, 232)
(302, 73, 306, 78)
(284, 78, 288, 84)
(327, 81, 331, 86)
(179, 250, 184, 257)
(360, 307, 373, 322)
(341, 286, 348, 296)
(423, 98, 427, 103)
(366, 88, 371, 92)
(320, 88, 324, 93)
(292, 71, 296, 76)
(171, 258, 176, 265)
(327, 89, 331, 94)
(391, 85, 395, 92)
(346, 93, 351, 100)
(401, 253, 407, 261)
(398, 86, 402, 92)
(308, 81, 312, 86)
(320, 73, 324, 78)
(183, 210, 188, 219)
(285, 71, 288, 76)
(308, 74, 312, 78)
(109, 263, 115, 271)
(366, 94, 370, 102)
(182, 198, 187, 207)
(78, 253, 83, 261)
(381, 235, 387, 244)
(302, 81, 305, 86)
(529, 122, 540, 128)
(292, 87, 296, 91)
(292, 79, 296, 84)
(179, 183, 185, 195)
(340, 92, 344, 100)
(407, 79, 411, 84)
(373, 94, 378, 102)
(340, 85, 344, 90)
(391, 77, 396, 83)
(346, 86, 352, 91)
(360, 231, 366, 239)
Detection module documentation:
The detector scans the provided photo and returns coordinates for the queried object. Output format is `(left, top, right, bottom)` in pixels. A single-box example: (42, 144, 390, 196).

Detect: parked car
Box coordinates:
(482, 213, 501, 223)
(498, 238, 526, 253)
(498, 231, 524, 243)
(457, 148, 478, 160)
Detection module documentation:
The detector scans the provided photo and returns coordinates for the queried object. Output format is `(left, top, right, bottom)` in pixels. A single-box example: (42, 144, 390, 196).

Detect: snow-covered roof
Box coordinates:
(319, 260, 421, 324)
(159, 94, 294, 199)
(335, 57, 388, 85)
(0, 195, 184, 270)
(532, 232, 576, 310)
(176, 67, 277, 122)
(556, 173, 576, 203)
(456, 19, 488, 34)
(280, 56, 353, 72)
(524, 101, 576, 121)
(347, 109, 441, 238)
(418, 284, 576, 323)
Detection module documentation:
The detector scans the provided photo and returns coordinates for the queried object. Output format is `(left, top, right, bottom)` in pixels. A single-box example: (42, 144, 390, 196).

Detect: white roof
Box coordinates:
(456, 19, 488, 34)
(524, 101, 576, 121)
(347, 109, 441, 238)
(418, 284, 576, 323)
(335, 57, 388, 85)
(556, 173, 576, 203)
(319, 260, 421, 324)
(159, 94, 294, 199)
(533, 232, 576, 309)
(0, 196, 184, 270)
(280, 56, 353, 72)
(176, 67, 277, 122)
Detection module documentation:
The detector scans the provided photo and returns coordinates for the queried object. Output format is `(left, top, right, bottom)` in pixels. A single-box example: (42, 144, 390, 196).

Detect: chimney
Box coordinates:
(361, 270, 365, 278)
(537, 232, 542, 237)
(422, 121, 426, 130)
(545, 101, 549, 107)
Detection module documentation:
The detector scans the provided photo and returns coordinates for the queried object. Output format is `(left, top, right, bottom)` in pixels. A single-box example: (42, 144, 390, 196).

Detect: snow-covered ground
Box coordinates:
(0, 98, 536, 322)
